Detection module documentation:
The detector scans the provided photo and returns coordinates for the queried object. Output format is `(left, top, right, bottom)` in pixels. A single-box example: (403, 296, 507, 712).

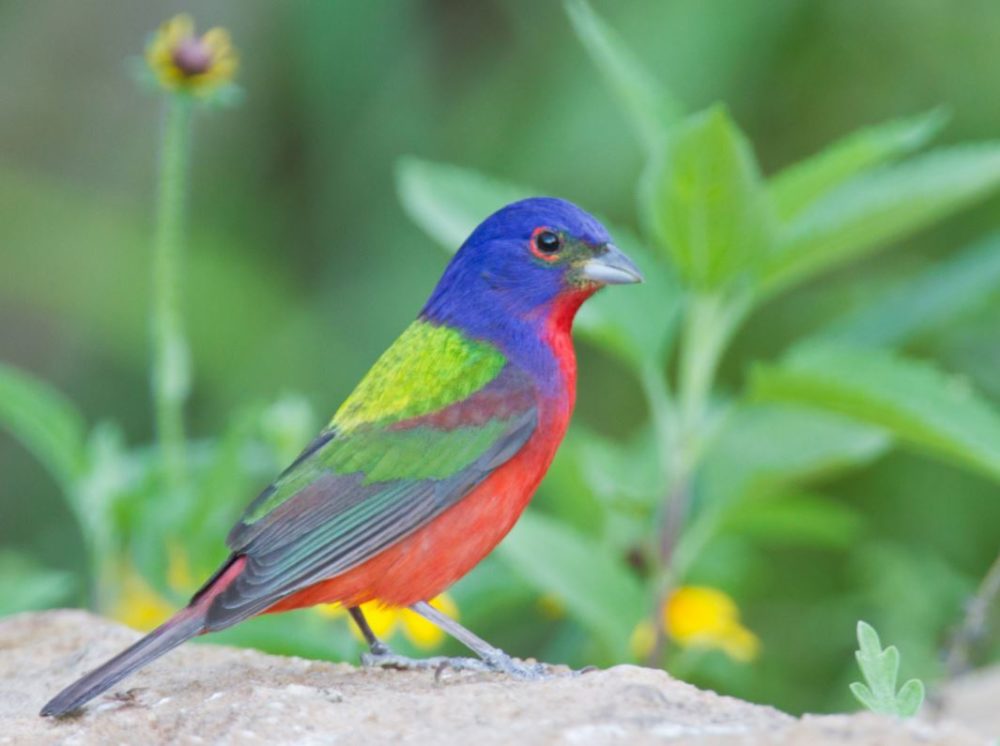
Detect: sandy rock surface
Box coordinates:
(0, 610, 990, 745)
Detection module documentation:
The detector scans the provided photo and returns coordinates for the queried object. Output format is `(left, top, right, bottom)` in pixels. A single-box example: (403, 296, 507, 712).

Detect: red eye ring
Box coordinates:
(530, 227, 563, 262)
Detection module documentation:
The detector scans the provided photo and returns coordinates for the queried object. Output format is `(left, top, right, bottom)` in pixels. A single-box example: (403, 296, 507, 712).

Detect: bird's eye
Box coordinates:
(531, 228, 563, 260)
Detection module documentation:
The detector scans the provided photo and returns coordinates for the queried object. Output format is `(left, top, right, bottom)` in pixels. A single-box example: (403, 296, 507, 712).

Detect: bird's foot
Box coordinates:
(361, 646, 552, 680)
(362, 649, 492, 674)
(480, 650, 550, 680)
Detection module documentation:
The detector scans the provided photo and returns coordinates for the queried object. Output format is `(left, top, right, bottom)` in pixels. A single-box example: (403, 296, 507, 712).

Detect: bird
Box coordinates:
(40, 197, 642, 717)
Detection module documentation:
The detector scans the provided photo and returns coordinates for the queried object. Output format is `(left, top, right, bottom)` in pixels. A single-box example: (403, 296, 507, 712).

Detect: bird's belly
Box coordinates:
(265, 411, 568, 612)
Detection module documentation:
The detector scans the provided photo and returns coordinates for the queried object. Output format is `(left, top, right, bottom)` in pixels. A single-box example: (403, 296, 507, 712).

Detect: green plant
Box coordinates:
(850, 621, 924, 717)
(1, 3, 998, 716)
(394, 0, 1000, 686)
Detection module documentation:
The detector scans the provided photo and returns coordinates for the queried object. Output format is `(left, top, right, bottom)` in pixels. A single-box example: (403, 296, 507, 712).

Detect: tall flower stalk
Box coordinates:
(151, 95, 194, 495)
(142, 15, 239, 495)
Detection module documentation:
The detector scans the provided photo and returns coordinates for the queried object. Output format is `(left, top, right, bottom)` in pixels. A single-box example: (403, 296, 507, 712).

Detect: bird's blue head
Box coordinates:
(422, 197, 642, 353)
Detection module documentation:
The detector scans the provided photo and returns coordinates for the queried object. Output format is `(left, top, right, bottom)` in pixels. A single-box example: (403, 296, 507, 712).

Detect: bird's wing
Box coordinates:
(203, 321, 538, 628)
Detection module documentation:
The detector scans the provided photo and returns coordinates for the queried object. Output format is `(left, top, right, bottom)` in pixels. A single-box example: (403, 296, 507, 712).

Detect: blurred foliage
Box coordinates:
(1, 0, 999, 716)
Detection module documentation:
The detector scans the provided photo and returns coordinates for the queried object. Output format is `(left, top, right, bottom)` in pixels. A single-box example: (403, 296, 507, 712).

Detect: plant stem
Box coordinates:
(645, 290, 749, 665)
(151, 95, 193, 496)
(943, 549, 1000, 678)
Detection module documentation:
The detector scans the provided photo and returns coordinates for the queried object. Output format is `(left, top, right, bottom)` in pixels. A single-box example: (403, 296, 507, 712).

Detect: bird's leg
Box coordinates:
(407, 600, 548, 680)
(348, 606, 391, 656)
(351, 605, 490, 673)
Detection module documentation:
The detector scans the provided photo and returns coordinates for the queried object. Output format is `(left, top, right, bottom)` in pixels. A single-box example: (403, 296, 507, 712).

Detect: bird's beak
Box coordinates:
(579, 244, 644, 285)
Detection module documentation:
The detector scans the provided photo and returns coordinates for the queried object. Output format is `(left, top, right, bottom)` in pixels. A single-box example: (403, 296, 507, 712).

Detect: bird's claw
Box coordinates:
(361, 648, 551, 680)
(481, 650, 549, 680)
(361, 650, 491, 673)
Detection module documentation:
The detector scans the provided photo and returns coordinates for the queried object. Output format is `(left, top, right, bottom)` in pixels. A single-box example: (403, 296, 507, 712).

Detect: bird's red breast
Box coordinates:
(266, 289, 592, 612)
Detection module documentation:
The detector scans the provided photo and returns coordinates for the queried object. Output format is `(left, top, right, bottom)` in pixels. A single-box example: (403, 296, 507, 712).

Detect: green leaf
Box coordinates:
(895, 679, 925, 717)
(0, 551, 75, 616)
(751, 343, 1000, 483)
(721, 492, 864, 549)
(642, 105, 776, 290)
(700, 403, 891, 507)
(0, 363, 86, 491)
(498, 510, 644, 661)
(820, 233, 1000, 348)
(397, 157, 679, 369)
(573, 425, 663, 508)
(764, 143, 1000, 296)
(856, 620, 882, 657)
(564, 0, 683, 151)
(851, 620, 923, 717)
(396, 157, 532, 252)
(849, 682, 878, 712)
(769, 109, 948, 219)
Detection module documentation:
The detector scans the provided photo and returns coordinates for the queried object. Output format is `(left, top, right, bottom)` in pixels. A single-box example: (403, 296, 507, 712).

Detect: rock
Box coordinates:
(936, 664, 1000, 740)
(0, 610, 986, 745)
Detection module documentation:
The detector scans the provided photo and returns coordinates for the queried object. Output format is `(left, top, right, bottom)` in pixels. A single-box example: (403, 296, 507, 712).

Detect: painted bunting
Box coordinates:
(41, 197, 642, 717)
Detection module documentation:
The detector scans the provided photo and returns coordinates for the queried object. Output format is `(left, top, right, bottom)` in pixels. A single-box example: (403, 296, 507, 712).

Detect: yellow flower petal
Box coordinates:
(629, 619, 656, 659)
(358, 601, 399, 640)
(144, 14, 238, 94)
(537, 593, 566, 620)
(165, 543, 195, 593)
(663, 585, 760, 662)
(400, 594, 458, 650)
(110, 566, 174, 632)
(315, 603, 347, 619)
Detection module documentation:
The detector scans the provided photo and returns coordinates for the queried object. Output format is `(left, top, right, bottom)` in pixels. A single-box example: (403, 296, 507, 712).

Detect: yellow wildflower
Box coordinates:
(145, 14, 238, 95)
(536, 593, 566, 620)
(317, 594, 459, 650)
(629, 618, 656, 659)
(110, 565, 174, 632)
(165, 542, 196, 594)
(663, 585, 760, 662)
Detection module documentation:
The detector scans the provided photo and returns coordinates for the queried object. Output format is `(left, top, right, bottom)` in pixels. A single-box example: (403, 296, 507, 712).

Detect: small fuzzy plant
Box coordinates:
(850, 621, 925, 718)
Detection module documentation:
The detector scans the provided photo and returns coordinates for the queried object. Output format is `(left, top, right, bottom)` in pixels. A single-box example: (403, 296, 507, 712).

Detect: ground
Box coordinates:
(0, 610, 993, 745)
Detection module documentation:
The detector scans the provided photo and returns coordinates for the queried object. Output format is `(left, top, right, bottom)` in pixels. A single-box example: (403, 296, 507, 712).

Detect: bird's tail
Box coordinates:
(39, 606, 206, 717)
(40, 555, 247, 717)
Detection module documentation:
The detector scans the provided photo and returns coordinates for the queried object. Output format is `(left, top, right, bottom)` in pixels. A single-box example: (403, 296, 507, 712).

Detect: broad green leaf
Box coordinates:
(0, 364, 86, 491)
(0, 551, 75, 615)
(764, 143, 1000, 296)
(820, 233, 1000, 348)
(751, 343, 1000, 483)
(769, 109, 947, 219)
(498, 510, 644, 660)
(720, 492, 864, 549)
(700, 403, 891, 507)
(642, 105, 776, 290)
(574, 425, 663, 507)
(397, 157, 679, 369)
(396, 157, 531, 252)
(564, 0, 683, 151)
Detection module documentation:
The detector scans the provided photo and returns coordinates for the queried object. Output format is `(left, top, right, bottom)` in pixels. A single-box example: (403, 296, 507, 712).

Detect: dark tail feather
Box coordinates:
(40, 607, 205, 717)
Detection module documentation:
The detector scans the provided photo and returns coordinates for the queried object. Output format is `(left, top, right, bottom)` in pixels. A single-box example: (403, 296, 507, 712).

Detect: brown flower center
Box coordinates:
(171, 36, 213, 76)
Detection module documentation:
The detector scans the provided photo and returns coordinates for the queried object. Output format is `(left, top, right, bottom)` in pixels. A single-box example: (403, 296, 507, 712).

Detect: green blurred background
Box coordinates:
(2, 0, 999, 715)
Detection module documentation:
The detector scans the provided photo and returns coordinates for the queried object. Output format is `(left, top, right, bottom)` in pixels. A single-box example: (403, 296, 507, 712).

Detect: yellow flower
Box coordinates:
(663, 585, 760, 662)
(317, 594, 459, 650)
(110, 565, 174, 632)
(145, 14, 238, 95)
(629, 618, 656, 659)
(536, 593, 566, 620)
(165, 542, 195, 594)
